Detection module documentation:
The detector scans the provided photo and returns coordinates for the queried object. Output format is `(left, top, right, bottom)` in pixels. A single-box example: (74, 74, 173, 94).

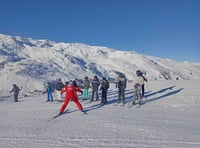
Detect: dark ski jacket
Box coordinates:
(55, 82, 64, 91)
(10, 85, 20, 95)
(92, 77, 100, 90)
(116, 76, 127, 89)
(100, 80, 109, 90)
(46, 85, 53, 93)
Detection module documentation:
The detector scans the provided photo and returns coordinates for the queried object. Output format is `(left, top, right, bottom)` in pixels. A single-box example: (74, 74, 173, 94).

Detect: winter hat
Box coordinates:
(68, 80, 73, 86)
(73, 80, 77, 86)
(102, 77, 106, 81)
(65, 81, 69, 85)
(94, 75, 98, 80)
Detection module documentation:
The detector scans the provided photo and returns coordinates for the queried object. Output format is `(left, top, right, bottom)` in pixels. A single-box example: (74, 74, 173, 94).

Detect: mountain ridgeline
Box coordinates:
(0, 34, 199, 94)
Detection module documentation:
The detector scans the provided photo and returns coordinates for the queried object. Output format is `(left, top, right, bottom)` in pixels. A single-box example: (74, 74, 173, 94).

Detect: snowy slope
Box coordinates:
(0, 80, 200, 148)
(0, 34, 200, 95)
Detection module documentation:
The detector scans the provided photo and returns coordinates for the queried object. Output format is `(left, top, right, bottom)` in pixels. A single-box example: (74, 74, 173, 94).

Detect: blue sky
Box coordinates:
(0, 0, 199, 62)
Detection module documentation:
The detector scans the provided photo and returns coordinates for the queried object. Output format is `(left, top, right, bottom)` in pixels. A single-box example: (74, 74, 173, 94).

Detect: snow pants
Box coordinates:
(47, 92, 53, 102)
(14, 93, 19, 102)
(91, 88, 99, 101)
(60, 97, 83, 113)
(56, 90, 63, 101)
(101, 88, 107, 104)
(83, 88, 88, 99)
(141, 84, 145, 97)
(133, 86, 142, 105)
(118, 87, 125, 104)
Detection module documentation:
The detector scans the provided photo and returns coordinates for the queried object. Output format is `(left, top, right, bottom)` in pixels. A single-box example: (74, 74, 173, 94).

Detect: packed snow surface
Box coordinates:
(0, 80, 200, 148)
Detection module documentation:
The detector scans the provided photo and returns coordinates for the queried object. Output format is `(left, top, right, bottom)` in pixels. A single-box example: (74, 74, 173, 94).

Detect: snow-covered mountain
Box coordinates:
(0, 34, 199, 94)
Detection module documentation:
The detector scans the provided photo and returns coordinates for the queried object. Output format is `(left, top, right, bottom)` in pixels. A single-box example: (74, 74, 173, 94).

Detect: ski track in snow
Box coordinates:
(1, 136, 200, 148)
(0, 80, 200, 148)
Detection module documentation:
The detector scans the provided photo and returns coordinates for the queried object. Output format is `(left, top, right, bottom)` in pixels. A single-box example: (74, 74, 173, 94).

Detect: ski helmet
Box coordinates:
(136, 70, 142, 76)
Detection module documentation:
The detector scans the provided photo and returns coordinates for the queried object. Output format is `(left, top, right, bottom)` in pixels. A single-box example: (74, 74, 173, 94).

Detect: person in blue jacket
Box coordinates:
(45, 82, 54, 102)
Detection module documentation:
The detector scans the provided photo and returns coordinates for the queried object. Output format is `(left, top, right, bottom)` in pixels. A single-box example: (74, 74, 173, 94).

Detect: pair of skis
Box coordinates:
(47, 109, 87, 122)
(113, 102, 142, 108)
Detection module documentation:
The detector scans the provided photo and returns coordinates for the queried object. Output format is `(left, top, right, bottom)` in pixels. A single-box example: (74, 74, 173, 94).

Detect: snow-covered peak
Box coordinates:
(0, 34, 200, 95)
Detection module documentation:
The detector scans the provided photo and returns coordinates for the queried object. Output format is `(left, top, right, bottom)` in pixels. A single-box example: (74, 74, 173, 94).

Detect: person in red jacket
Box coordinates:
(59, 80, 83, 114)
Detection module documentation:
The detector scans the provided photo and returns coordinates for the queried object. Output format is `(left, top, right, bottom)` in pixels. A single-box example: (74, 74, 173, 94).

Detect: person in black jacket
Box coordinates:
(9, 84, 20, 102)
(116, 73, 127, 105)
(55, 78, 64, 102)
(90, 75, 100, 102)
(141, 73, 148, 98)
(100, 77, 109, 104)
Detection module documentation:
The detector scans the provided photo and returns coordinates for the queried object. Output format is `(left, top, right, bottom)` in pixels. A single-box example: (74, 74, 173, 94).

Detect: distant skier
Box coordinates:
(9, 84, 20, 102)
(132, 70, 144, 106)
(141, 72, 148, 98)
(90, 75, 100, 102)
(45, 82, 54, 102)
(59, 80, 83, 115)
(116, 73, 127, 105)
(99, 77, 109, 104)
(55, 78, 64, 102)
(82, 76, 90, 100)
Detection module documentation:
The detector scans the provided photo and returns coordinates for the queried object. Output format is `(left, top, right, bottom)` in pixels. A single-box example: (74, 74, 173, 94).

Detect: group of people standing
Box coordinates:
(115, 70, 147, 106)
(9, 70, 147, 114)
(51, 75, 109, 104)
(43, 75, 110, 115)
(89, 75, 109, 104)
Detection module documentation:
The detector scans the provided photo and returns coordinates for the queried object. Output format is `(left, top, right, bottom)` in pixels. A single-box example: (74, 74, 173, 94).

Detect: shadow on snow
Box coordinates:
(79, 85, 183, 112)
(143, 88, 184, 105)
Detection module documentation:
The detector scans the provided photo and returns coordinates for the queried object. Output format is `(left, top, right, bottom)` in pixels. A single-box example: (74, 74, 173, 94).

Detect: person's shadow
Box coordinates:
(82, 88, 134, 112)
(82, 103, 105, 113)
(82, 86, 183, 111)
(145, 86, 176, 98)
(105, 88, 134, 105)
(143, 87, 183, 105)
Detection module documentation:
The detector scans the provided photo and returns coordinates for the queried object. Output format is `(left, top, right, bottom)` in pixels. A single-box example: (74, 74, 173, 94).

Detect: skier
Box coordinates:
(59, 80, 83, 114)
(90, 75, 100, 102)
(45, 82, 54, 102)
(82, 76, 90, 100)
(55, 78, 64, 102)
(9, 84, 20, 102)
(132, 70, 144, 106)
(116, 73, 127, 105)
(141, 72, 148, 98)
(100, 77, 109, 104)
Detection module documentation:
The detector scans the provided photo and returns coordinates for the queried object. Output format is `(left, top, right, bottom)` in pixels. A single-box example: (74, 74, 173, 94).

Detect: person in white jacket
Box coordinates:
(132, 70, 144, 106)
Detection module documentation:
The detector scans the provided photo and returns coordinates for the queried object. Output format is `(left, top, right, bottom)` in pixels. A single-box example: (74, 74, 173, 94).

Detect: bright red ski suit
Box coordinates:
(60, 85, 83, 113)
